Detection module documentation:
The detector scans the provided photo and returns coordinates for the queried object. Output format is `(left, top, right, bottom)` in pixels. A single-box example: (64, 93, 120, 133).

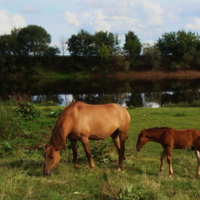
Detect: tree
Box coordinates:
(67, 29, 95, 56)
(59, 36, 67, 56)
(67, 30, 120, 57)
(123, 31, 142, 60)
(143, 43, 161, 69)
(155, 30, 200, 66)
(94, 31, 120, 54)
(17, 25, 51, 56)
(0, 34, 18, 55)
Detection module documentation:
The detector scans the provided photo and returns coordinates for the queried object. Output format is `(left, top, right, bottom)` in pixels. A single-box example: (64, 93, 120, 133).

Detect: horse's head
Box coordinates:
(136, 130, 148, 151)
(43, 145, 61, 176)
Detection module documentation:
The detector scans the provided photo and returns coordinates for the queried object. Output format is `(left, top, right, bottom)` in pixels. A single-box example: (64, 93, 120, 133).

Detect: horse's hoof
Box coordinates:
(117, 168, 121, 171)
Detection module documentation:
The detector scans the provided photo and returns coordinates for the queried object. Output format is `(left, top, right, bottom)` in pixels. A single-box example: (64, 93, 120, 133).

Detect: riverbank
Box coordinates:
(109, 69, 200, 80)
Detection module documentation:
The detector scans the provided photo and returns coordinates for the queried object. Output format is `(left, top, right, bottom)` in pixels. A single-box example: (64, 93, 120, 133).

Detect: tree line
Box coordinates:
(1, 24, 200, 76)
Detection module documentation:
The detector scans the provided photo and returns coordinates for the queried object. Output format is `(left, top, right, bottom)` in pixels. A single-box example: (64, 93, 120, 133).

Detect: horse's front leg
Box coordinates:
(194, 149, 200, 177)
(81, 137, 94, 168)
(69, 139, 78, 169)
(160, 149, 167, 173)
(118, 134, 127, 171)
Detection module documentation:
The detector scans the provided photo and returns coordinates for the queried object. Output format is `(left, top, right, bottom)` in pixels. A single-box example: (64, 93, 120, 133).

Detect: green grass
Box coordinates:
(1, 106, 200, 199)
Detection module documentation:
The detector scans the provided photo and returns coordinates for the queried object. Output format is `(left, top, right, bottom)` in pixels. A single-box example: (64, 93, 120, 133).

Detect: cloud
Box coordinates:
(184, 17, 200, 30)
(63, 11, 80, 26)
(20, 5, 40, 13)
(62, 0, 164, 33)
(138, 0, 164, 26)
(61, 0, 166, 45)
(0, 9, 26, 35)
(83, 10, 110, 31)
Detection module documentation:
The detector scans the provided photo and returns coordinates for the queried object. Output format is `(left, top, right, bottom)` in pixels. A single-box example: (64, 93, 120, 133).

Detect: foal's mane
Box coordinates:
(144, 127, 171, 132)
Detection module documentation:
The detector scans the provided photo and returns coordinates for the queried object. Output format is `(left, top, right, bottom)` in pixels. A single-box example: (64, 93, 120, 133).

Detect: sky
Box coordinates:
(1, 0, 200, 54)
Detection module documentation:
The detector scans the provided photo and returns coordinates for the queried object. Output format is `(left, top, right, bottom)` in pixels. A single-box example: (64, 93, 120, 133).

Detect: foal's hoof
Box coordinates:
(117, 168, 122, 171)
(168, 175, 173, 178)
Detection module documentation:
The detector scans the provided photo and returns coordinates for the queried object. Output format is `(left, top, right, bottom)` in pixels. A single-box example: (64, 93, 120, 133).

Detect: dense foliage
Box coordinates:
(1, 24, 200, 75)
(155, 30, 200, 69)
(0, 25, 60, 74)
(67, 29, 120, 57)
(123, 31, 142, 59)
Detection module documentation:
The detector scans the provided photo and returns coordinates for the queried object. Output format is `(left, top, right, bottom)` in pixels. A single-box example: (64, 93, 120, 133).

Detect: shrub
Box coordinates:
(15, 102, 41, 121)
(49, 108, 63, 118)
(143, 45, 161, 70)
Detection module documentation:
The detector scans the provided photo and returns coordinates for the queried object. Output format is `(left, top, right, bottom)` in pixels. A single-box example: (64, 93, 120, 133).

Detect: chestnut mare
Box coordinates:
(136, 127, 200, 178)
(43, 101, 130, 176)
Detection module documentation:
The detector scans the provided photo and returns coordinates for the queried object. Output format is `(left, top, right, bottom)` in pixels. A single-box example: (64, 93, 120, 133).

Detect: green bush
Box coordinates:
(0, 141, 13, 155)
(15, 102, 41, 121)
(49, 108, 63, 118)
(143, 45, 161, 69)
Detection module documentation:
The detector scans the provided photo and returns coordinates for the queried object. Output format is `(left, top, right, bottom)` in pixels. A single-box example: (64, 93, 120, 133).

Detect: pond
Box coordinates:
(1, 76, 200, 107)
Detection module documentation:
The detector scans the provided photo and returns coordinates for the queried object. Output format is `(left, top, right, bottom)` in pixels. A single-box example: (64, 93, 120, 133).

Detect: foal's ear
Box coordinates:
(140, 130, 146, 136)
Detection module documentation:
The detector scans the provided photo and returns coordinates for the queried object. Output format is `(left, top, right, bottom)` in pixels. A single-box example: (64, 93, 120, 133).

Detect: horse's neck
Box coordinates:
(146, 131, 163, 143)
(50, 117, 73, 149)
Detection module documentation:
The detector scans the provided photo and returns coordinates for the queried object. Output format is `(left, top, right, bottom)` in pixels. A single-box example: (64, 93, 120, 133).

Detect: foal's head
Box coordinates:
(43, 145, 60, 176)
(136, 130, 148, 151)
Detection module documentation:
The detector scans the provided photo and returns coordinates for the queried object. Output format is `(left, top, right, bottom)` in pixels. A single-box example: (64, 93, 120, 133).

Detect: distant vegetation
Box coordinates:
(1, 25, 200, 77)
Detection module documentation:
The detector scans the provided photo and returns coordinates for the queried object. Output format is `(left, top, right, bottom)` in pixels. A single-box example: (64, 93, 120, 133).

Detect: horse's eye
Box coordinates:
(50, 156, 54, 160)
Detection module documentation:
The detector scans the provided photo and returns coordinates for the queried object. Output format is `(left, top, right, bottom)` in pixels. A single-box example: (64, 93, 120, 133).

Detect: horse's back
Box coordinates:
(162, 128, 200, 149)
(65, 102, 130, 139)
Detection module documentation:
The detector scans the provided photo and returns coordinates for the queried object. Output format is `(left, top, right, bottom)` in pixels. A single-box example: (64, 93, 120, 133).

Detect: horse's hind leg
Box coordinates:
(194, 149, 200, 177)
(111, 132, 125, 160)
(160, 149, 167, 173)
(166, 148, 173, 178)
(81, 137, 94, 168)
(69, 139, 78, 169)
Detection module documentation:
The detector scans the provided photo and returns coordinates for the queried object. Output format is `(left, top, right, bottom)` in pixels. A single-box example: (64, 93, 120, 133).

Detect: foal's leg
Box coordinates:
(160, 149, 167, 173)
(166, 148, 173, 178)
(194, 149, 200, 177)
(81, 137, 94, 168)
(69, 139, 78, 169)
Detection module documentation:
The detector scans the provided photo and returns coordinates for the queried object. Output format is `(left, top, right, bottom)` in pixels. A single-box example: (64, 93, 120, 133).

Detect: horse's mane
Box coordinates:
(48, 109, 69, 150)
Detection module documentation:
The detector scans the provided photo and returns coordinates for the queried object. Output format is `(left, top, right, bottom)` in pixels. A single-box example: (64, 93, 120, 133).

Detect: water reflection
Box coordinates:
(1, 77, 200, 107)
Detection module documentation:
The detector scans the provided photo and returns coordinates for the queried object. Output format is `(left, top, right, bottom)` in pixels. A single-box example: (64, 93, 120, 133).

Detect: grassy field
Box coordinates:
(1, 106, 200, 199)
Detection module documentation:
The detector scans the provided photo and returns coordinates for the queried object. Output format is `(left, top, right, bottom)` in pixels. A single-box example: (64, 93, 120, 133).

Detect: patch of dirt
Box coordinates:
(107, 70, 200, 80)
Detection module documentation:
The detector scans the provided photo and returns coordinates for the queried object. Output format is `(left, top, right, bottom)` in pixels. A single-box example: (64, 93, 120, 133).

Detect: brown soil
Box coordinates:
(108, 69, 200, 80)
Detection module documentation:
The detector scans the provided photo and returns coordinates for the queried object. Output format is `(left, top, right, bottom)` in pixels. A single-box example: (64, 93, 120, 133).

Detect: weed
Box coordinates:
(118, 185, 145, 200)
(15, 102, 41, 121)
(49, 108, 63, 118)
(0, 141, 13, 155)
(127, 105, 135, 109)
(173, 113, 187, 117)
